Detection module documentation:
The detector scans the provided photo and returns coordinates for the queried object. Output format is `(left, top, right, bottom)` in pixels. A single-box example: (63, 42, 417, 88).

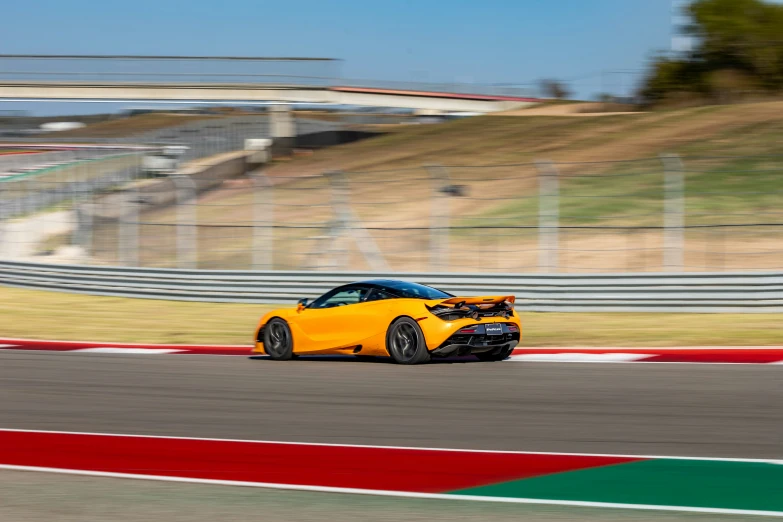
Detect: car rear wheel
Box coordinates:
(386, 317, 430, 365)
(475, 344, 515, 362)
(263, 318, 294, 360)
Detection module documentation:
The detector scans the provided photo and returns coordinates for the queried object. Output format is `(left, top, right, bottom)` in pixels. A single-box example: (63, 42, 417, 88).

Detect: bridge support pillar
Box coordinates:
(269, 104, 296, 156)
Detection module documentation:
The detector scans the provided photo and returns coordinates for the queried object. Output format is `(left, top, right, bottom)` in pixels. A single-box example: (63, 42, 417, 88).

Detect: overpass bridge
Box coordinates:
(0, 55, 538, 114)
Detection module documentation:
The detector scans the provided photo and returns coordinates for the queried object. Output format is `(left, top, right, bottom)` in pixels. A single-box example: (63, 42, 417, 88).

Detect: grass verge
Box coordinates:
(1, 287, 781, 346)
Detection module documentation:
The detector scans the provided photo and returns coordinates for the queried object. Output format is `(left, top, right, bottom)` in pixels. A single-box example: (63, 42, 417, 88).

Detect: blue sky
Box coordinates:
(1, 0, 674, 113)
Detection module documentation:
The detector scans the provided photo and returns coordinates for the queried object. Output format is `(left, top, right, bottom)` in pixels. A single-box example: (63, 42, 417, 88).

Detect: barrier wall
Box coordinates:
(1, 261, 781, 312)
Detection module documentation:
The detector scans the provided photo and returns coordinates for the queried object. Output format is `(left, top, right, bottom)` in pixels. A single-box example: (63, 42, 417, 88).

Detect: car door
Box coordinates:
(291, 285, 379, 353)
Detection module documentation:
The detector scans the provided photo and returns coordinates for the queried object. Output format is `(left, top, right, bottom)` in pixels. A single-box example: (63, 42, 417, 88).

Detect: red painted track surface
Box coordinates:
(0, 430, 638, 493)
(1, 338, 782, 362)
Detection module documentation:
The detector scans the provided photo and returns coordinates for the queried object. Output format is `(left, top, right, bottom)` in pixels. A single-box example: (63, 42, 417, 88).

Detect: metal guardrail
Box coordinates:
(1, 261, 781, 312)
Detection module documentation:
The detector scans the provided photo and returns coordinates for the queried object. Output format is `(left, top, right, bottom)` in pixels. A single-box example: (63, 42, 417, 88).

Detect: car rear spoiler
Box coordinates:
(437, 296, 515, 306)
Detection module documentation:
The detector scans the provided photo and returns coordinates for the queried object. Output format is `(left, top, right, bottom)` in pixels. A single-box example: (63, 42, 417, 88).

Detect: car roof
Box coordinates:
(356, 279, 444, 293)
(358, 279, 404, 285)
(356, 279, 406, 290)
(330, 280, 452, 299)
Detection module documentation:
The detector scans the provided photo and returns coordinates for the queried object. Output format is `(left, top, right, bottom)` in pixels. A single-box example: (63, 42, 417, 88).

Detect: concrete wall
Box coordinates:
(92, 150, 258, 220)
(294, 129, 380, 149)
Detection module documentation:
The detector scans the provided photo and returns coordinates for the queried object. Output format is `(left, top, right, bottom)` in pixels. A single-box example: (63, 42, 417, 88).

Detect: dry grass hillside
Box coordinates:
(264, 102, 783, 175)
(53, 113, 223, 138)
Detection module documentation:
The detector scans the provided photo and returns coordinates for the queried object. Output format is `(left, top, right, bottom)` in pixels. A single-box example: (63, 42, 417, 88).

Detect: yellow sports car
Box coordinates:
(253, 279, 521, 364)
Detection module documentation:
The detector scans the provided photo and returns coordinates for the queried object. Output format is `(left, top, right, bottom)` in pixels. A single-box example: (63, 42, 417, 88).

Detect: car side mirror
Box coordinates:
(297, 298, 309, 312)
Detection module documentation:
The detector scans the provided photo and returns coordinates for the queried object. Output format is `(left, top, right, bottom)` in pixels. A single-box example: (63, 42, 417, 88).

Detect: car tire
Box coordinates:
(386, 317, 431, 365)
(263, 318, 294, 361)
(475, 344, 515, 362)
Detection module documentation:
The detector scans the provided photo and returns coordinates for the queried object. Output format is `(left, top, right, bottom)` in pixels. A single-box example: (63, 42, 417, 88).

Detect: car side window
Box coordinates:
(365, 289, 395, 302)
(309, 287, 369, 309)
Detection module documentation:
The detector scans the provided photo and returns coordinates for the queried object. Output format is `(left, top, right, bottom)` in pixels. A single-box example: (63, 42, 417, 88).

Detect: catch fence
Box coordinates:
(2, 153, 782, 273)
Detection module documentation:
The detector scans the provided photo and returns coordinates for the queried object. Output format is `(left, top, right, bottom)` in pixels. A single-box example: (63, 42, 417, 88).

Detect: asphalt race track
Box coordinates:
(1, 350, 780, 459)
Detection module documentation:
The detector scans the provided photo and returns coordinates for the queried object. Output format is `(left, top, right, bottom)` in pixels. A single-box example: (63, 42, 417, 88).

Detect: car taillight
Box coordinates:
(507, 324, 519, 332)
(458, 327, 478, 334)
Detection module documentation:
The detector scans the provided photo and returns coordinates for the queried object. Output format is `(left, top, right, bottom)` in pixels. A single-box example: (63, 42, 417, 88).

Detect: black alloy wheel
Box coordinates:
(263, 318, 294, 360)
(386, 317, 431, 365)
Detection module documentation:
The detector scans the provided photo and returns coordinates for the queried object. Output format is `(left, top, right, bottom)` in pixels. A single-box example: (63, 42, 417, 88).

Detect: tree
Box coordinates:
(640, 0, 783, 104)
(539, 79, 571, 100)
(640, 56, 707, 104)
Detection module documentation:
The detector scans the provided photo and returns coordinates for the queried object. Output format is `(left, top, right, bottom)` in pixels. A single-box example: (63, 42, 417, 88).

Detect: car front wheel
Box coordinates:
(263, 318, 294, 360)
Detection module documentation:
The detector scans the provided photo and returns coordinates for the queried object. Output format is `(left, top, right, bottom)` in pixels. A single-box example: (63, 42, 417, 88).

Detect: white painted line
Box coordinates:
(0, 344, 18, 349)
(0, 464, 779, 518)
(770, 361, 783, 365)
(73, 348, 185, 355)
(508, 353, 654, 363)
(0, 428, 775, 464)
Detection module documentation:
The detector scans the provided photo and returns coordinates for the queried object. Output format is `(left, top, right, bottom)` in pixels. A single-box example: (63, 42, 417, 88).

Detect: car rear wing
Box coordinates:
(426, 296, 515, 320)
(437, 296, 515, 306)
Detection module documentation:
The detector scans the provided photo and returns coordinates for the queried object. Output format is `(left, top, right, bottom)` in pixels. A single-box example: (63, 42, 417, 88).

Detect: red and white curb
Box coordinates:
(0, 338, 248, 356)
(1, 338, 782, 364)
(507, 347, 783, 364)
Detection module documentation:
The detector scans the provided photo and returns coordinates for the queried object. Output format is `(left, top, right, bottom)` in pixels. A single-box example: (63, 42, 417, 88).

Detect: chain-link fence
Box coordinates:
(2, 151, 783, 273)
(6, 151, 783, 272)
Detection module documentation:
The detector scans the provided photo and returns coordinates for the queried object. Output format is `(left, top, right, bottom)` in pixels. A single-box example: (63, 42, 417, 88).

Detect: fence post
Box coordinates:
(249, 171, 274, 270)
(536, 160, 560, 272)
(325, 170, 390, 271)
(327, 170, 350, 270)
(427, 164, 451, 271)
(661, 153, 685, 271)
(171, 174, 198, 269)
(24, 178, 36, 216)
(71, 180, 94, 257)
(0, 182, 5, 258)
(118, 184, 139, 266)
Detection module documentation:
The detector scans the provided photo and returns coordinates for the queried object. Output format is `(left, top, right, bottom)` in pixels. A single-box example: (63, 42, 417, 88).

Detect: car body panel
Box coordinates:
(252, 282, 522, 359)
